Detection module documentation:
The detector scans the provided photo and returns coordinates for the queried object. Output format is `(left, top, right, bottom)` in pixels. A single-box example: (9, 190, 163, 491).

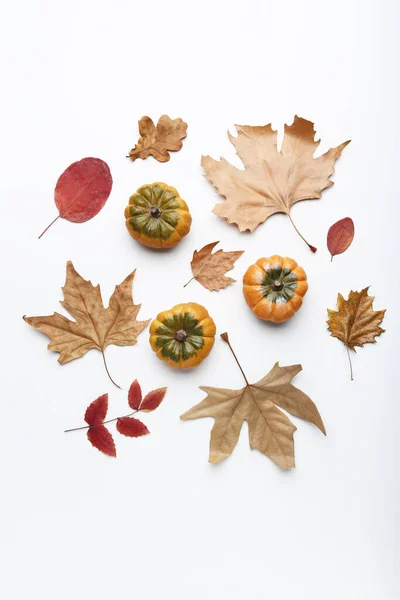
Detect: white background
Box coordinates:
(1, 0, 398, 598)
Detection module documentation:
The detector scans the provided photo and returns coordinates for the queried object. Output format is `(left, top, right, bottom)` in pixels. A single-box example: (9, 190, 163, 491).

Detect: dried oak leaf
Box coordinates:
(23, 261, 150, 387)
(327, 217, 354, 261)
(327, 287, 385, 379)
(128, 115, 187, 163)
(181, 333, 325, 469)
(202, 116, 350, 251)
(186, 241, 244, 291)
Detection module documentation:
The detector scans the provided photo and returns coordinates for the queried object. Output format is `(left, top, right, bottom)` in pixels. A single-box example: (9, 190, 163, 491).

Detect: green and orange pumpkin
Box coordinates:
(125, 182, 191, 249)
(150, 302, 216, 368)
(243, 255, 308, 323)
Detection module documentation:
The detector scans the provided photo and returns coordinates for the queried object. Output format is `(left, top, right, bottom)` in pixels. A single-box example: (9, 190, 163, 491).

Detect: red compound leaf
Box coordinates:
(84, 393, 108, 426)
(87, 425, 116, 457)
(116, 417, 150, 438)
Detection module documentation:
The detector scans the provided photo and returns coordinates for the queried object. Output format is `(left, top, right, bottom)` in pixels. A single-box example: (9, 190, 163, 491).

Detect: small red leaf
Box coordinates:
(327, 217, 355, 260)
(55, 157, 113, 223)
(128, 379, 142, 410)
(116, 417, 150, 437)
(140, 387, 167, 412)
(87, 425, 116, 456)
(84, 393, 108, 426)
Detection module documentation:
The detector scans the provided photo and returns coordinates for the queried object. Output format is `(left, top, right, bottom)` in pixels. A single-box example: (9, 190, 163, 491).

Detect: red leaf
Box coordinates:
(327, 217, 355, 260)
(87, 425, 116, 456)
(84, 393, 108, 426)
(128, 379, 142, 410)
(140, 387, 167, 412)
(55, 157, 113, 223)
(116, 417, 150, 437)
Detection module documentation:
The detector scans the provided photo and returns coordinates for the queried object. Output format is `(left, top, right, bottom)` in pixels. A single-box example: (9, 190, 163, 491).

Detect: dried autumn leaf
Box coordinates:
(140, 388, 167, 412)
(184, 241, 244, 291)
(85, 393, 109, 426)
(116, 417, 149, 437)
(128, 379, 142, 410)
(327, 287, 385, 380)
(128, 115, 187, 163)
(181, 333, 325, 469)
(65, 380, 167, 457)
(327, 217, 354, 261)
(39, 158, 113, 238)
(23, 262, 150, 388)
(202, 116, 350, 251)
(87, 425, 116, 457)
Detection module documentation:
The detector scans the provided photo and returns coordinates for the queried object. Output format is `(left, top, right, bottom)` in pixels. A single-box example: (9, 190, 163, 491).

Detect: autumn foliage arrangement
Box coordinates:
(65, 380, 167, 457)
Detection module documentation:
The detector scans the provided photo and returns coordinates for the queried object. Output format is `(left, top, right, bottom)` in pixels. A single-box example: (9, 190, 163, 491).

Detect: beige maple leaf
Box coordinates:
(327, 287, 385, 379)
(128, 115, 187, 162)
(181, 333, 325, 469)
(23, 261, 150, 387)
(201, 115, 350, 251)
(184, 241, 244, 291)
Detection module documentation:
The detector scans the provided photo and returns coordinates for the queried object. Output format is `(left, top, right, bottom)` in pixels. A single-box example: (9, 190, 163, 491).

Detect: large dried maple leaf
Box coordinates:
(23, 261, 150, 387)
(327, 287, 385, 379)
(181, 333, 325, 469)
(202, 115, 350, 251)
(185, 241, 244, 291)
(128, 115, 187, 162)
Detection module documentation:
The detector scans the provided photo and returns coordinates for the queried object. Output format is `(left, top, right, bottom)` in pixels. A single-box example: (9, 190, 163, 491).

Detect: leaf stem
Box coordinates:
(346, 346, 354, 381)
(101, 349, 121, 389)
(64, 409, 139, 433)
(183, 276, 195, 288)
(220, 332, 249, 385)
(38, 214, 61, 239)
(288, 213, 317, 252)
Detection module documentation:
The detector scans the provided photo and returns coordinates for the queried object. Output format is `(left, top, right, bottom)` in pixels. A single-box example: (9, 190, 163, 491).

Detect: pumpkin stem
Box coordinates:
(150, 206, 162, 218)
(346, 346, 354, 381)
(220, 332, 249, 386)
(175, 329, 188, 342)
(101, 349, 121, 389)
(288, 213, 317, 252)
(183, 277, 195, 288)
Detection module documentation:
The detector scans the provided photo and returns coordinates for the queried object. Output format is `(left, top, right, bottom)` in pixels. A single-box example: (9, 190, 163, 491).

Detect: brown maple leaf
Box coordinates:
(23, 261, 150, 387)
(128, 115, 187, 162)
(180, 333, 325, 469)
(184, 241, 244, 291)
(327, 287, 385, 380)
(201, 115, 350, 251)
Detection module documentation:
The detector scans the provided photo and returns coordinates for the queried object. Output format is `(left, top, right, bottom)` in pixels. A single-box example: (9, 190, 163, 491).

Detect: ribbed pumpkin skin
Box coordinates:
(243, 255, 308, 323)
(125, 182, 192, 249)
(150, 302, 216, 368)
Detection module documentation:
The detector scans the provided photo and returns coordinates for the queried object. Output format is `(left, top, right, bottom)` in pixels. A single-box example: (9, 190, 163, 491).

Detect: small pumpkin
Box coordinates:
(243, 255, 308, 323)
(125, 182, 192, 249)
(150, 302, 216, 368)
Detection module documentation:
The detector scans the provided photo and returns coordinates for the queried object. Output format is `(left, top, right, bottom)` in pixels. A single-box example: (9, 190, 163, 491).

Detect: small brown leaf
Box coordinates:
(128, 115, 187, 163)
(181, 334, 325, 469)
(327, 287, 386, 379)
(327, 217, 354, 261)
(185, 241, 244, 291)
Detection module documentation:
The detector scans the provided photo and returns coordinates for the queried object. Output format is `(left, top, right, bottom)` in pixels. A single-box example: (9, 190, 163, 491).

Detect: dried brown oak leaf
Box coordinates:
(181, 333, 325, 469)
(128, 115, 187, 162)
(202, 115, 350, 252)
(23, 261, 150, 388)
(184, 241, 244, 291)
(327, 287, 385, 380)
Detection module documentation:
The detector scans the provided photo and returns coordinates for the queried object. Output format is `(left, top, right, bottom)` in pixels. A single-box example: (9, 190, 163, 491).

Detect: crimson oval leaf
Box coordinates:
(140, 387, 167, 412)
(84, 393, 108, 426)
(128, 379, 142, 410)
(87, 425, 116, 456)
(39, 158, 113, 238)
(327, 217, 354, 261)
(116, 417, 149, 437)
